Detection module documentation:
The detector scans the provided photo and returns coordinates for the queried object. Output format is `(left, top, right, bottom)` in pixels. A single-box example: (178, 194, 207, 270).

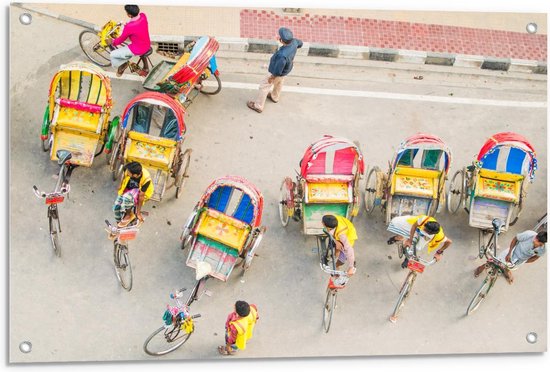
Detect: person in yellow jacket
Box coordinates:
(387, 214, 452, 267)
(321, 215, 357, 277)
(218, 300, 259, 356)
(113, 161, 154, 227)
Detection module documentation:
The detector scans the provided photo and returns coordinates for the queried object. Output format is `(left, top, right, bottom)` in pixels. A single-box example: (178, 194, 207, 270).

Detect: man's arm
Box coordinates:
(405, 221, 419, 247)
(526, 255, 540, 264)
(434, 238, 452, 261)
(136, 181, 151, 220)
(337, 233, 355, 275)
(505, 237, 518, 262)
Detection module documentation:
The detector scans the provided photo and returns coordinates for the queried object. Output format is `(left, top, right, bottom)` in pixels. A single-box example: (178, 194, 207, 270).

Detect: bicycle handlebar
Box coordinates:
(33, 184, 70, 198)
(320, 263, 348, 277)
(485, 248, 515, 270)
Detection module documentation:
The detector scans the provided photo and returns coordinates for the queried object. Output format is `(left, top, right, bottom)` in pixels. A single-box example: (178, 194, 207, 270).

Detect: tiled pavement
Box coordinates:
(240, 9, 547, 61)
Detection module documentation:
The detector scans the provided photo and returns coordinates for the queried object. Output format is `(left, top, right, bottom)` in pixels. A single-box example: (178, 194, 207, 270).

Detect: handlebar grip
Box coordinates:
(191, 314, 201, 319)
(105, 219, 111, 227)
(33, 185, 38, 191)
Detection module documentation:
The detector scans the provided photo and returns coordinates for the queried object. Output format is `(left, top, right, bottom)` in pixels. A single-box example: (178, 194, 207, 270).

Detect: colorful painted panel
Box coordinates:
(476, 177, 518, 202)
(393, 174, 435, 198)
(303, 203, 349, 235)
(196, 209, 250, 251)
(306, 181, 351, 203)
(51, 128, 98, 167)
(56, 106, 101, 133)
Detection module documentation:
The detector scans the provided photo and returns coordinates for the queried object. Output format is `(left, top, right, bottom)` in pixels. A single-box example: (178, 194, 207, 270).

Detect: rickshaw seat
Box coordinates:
(474, 169, 522, 203)
(195, 208, 251, 252)
(55, 104, 102, 133)
(58, 98, 102, 113)
(391, 167, 440, 198)
(125, 131, 177, 171)
(305, 174, 355, 183)
(305, 175, 352, 203)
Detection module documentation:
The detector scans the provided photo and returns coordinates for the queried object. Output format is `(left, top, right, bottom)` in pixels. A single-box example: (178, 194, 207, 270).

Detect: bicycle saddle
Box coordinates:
(56, 150, 73, 165)
(491, 218, 504, 231)
(140, 47, 153, 57)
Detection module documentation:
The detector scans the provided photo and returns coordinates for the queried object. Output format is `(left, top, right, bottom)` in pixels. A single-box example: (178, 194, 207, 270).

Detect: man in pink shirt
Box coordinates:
(109, 5, 151, 76)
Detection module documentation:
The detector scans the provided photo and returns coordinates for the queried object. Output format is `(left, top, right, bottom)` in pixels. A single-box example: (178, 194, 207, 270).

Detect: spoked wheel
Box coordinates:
(322, 288, 337, 333)
(317, 236, 329, 266)
(143, 323, 192, 356)
(198, 70, 222, 95)
(175, 149, 192, 199)
(390, 272, 415, 323)
(79, 30, 112, 67)
(508, 201, 523, 227)
(42, 133, 52, 152)
(397, 242, 404, 259)
(243, 226, 266, 271)
(447, 169, 465, 214)
(364, 166, 380, 214)
(110, 141, 124, 181)
(114, 243, 133, 291)
(48, 209, 61, 257)
(180, 209, 197, 250)
(466, 273, 497, 316)
(278, 177, 293, 227)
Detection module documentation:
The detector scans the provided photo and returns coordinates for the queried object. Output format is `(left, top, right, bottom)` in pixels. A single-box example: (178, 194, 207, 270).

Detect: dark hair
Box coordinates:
(322, 215, 338, 229)
(536, 231, 547, 243)
(423, 221, 440, 235)
(235, 301, 250, 317)
(124, 161, 142, 175)
(124, 5, 140, 17)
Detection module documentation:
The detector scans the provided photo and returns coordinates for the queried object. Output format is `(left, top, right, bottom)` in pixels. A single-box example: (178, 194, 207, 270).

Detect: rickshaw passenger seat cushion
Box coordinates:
(195, 208, 251, 252)
(125, 131, 177, 171)
(305, 181, 352, 203)
(475, 170, 520, 202)
(55, 106, 102, 133)
(391, 167, 440, 198)
(58, 98, 102, 113)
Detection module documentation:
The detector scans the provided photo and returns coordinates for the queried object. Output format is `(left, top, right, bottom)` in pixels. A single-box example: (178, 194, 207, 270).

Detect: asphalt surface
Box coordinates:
(8, 8, 547, 363)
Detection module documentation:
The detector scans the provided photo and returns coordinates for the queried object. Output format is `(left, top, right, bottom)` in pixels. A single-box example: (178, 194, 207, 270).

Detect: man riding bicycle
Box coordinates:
(387, 214, 452, 267)
(474, 230, 547, 284)
(108, 4, 151, 76)
(321, 215, 357, 277)
(113, 161, 154, 228)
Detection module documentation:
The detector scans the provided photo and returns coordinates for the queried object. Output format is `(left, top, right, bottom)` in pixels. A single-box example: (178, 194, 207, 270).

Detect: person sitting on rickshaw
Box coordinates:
(321, 215, 357, 277)
(473, 230, 546, 284)
(387, 214, 452, 267)
(113, 161, 153, 227)
(108, 4, 151, 76)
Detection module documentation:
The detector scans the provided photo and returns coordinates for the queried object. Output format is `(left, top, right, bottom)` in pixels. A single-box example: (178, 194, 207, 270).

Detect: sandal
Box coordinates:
(247, 101, 262, 113)
(387, 236, 398, 245)
(267, 92, 278, 103)
(218, 346, 235, 356)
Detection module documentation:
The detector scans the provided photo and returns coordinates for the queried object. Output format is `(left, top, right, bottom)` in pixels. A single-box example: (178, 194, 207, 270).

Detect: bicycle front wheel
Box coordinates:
(466, 274, 497, 316)
(143, 324, 192, 356)
(390, 272, 415, 323)
(322, 288, 337, 333)
(49, 208, 61, 257)
(79, 30, 112, 67)
(114, 243, 133, 291)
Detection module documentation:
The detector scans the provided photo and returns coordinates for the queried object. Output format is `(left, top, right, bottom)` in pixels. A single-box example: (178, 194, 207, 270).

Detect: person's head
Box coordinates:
(235, 300, 250, 317)
(124, 4, 140, 18)
(535, 231, 547, 246)
(322, 215, 338, 230)
(422, 221, 441, 235)
(278, 27, 293, 44)
(124, 161, 142, 177)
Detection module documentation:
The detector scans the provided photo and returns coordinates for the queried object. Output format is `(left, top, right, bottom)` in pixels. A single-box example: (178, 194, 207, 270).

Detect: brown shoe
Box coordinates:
(267, 92, 278, 103)
(247, 101, 262, 113)
(116, 62, 128, 77)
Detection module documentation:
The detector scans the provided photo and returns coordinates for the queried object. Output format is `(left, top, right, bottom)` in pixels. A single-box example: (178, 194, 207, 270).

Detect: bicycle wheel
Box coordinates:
(79, 30, 112, 67)
(322, 288, 337, 333)
(447, 169, 465, 214)
(114, 243, 133, 291)
(509, 201, 523, 227)
(389, 272, 415, 323)
(397, 242, 404, 259)
(278, 178, 293, 227)
(243, 227, 265, 271)
(198, 70, 222, 95)
(364, 166, 379, 214)
(48, 208, 61, 257)
(466, 273, 497, 316)
(534, 213, 547, 233)
(109, 141, 124, 181)
(175, 149, 192, 199)
(143, 323, 192, 356)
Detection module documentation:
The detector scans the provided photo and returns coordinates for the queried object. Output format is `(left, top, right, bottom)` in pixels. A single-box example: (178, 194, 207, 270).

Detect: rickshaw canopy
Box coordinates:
(476, 132, 537, 180)
(391, 133, 452, 174)
(48, 61, 112, 121)
(121, 92, 186, 140)
(199, 176, 264, 227)
(300, 135, 365, 178)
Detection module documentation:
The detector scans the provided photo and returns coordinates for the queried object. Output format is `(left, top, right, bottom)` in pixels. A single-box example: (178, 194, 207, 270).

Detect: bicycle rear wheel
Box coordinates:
(114, 243, 133, 291)
(198, 70, 222, 95)
(466, 273, 497, 316)
(48, 208, 61, 257)
(390, 272, 415, 323)
(322, 288, 337, 333)
(79, 30, 112, 67)
(143, 323, 192, 356)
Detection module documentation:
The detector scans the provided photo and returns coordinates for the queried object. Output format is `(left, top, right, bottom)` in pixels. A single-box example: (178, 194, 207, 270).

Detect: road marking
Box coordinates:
(109, 74, 546, 108)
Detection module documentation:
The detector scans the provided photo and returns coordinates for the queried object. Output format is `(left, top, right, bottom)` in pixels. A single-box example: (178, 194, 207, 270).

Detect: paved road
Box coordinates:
(8, 9, 547, 363)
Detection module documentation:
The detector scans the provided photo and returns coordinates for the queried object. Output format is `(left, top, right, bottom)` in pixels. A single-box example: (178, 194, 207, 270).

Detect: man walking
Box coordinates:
(218, 300, 259, 356)
(247, 27, 303, 113)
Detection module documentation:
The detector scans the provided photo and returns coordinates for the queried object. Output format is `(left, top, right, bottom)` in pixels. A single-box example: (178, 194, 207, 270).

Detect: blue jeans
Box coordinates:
(110, 45, 134, 67)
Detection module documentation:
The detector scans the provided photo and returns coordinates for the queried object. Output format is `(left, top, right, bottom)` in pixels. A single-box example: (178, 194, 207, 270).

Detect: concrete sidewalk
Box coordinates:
(14, 3, 548, 72)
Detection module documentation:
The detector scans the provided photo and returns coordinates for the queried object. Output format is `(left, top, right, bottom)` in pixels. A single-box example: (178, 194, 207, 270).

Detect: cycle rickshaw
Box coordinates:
(143, 36, 222, 107)
(364, 133, 452, 224)
(278, 135, 365, 235)
(446, 132, 537, 232)
(41, 61, 116, 166)
(180, 176, 266, 281)
(108, 91, 191, 201)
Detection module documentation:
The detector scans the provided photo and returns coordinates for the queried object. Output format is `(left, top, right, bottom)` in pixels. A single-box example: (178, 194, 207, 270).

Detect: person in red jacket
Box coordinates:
(109, 4, 151, 76)
(218, 301, 259, 356)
